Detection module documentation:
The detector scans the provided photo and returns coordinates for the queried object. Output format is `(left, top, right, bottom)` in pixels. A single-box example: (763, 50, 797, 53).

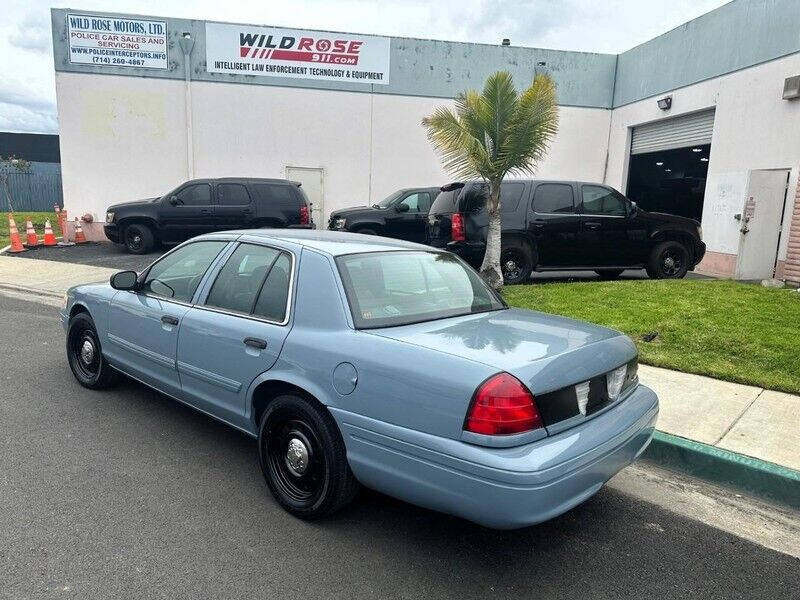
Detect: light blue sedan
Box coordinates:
(62, 230, 658, 529)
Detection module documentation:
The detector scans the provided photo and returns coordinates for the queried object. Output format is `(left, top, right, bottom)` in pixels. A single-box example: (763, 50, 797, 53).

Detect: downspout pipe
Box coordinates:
(179, 33, 195, 180)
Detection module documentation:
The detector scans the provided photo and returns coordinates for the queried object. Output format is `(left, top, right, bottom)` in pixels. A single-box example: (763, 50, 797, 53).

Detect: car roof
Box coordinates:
(195, 229, 434, 256)
(442, 179, 612, 188)
(185, 177, 299, 185)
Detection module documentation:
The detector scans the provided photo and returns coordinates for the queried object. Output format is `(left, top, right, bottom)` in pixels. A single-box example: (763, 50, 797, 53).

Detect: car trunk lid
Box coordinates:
(368, 308, 638, 433)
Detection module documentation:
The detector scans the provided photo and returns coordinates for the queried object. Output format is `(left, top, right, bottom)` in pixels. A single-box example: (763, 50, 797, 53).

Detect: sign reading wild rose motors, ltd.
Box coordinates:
(67, 14, 168, 69)
(205, 23, 390, 85)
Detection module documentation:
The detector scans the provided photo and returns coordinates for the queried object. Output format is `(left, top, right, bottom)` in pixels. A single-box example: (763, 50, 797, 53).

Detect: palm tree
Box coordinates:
(422, 71, 559, 290)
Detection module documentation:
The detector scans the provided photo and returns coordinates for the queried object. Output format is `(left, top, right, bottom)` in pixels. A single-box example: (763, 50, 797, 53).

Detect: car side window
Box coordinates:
(141, 241, 227, 303)
(218, 183, 251, 206)
(253, 184, 295, 207)
(175, 184, 211, 206)
(500, 182, 525, 213)
(253, 252, 292, 322)
(581, 185, 627, 216)
(206, 244, 281, 315)
(399, 193, 423, 213)
(418, 192, 433, 212)
(532, 184, 575, 214)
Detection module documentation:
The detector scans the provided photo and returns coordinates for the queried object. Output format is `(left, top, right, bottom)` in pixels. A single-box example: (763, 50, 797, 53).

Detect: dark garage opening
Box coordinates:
(625, 144, 710, 221)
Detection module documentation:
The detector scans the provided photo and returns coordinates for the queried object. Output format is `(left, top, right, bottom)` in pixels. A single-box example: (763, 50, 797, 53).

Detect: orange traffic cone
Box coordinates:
(7, 214, 26, 253)
(73, 217, 87, 244)
(43, 220, 57, 246)
(25, 220, 39, 247)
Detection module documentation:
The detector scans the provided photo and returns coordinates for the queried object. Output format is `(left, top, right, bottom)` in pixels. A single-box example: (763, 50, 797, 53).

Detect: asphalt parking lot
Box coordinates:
(2, 292, 798, 599)
(6, 240, 711, 282)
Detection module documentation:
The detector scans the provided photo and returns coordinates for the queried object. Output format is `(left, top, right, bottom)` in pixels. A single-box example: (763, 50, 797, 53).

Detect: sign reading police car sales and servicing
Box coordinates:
(205, 23, 390, 85)
(67, 14, 168, 69)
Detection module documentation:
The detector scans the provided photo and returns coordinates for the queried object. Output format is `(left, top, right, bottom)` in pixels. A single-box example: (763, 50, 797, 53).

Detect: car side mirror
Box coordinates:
(396, 203, 410, 213)
(168, 196, 181, 206)
(628, 201, 637, 216)
(110, 270, 138, 291)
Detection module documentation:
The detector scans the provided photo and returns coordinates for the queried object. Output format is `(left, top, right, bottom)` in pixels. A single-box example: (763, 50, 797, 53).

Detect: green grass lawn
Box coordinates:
(504, 279, 800, 394)
(0, 211, 59, 248)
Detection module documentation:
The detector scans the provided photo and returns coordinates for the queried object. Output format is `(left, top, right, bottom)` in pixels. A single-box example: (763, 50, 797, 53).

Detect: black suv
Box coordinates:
(105, 178, 313, 253)
(327, 187, 440, 243)
(427, 180, 706, 284)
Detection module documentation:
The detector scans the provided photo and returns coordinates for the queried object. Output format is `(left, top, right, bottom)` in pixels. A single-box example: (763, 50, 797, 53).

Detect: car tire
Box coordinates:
(501, 243, 534, 285)
(595, 269, 624, 280)
(66, 312, 120, 389)
(123, 223, 155, 254)
(646, 241, 690, 279)
(258, 394, 359, 520)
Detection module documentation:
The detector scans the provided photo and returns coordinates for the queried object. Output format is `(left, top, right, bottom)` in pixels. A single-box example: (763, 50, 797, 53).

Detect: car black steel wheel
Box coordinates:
(66, 313, 119, 389)
(500, 245, 533, 285)
(258, 394, 358, 519)
(123, 223, 154, 254)
(266, 417, 326, 504)
(647, 241, 690, 279)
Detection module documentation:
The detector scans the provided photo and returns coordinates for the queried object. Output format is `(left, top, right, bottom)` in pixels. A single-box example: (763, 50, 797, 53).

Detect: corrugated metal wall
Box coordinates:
(0, 162, 63, 212)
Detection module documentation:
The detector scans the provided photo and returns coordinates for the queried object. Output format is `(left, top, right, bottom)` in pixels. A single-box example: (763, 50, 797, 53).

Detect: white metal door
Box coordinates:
(286, 167, 324, 228)
(735, 169, 789, 280)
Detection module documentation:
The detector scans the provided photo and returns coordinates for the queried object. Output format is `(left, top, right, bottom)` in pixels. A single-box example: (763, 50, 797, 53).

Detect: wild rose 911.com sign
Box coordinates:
(205, 22, 391, 85)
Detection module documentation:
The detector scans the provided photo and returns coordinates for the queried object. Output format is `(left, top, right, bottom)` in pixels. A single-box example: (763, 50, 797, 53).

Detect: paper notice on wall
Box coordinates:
(67, 14, 168, 69)
(205, 22, 391, 84)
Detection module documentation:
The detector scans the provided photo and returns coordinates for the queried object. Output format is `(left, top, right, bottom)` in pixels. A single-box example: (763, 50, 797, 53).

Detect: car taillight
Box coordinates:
(451, 212, 465, 241)
(464, 373, 543, 435)
(300, 205, 309, 225)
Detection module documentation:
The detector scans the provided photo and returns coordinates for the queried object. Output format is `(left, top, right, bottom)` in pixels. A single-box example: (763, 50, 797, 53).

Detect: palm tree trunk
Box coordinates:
(479, 182, 503, 291)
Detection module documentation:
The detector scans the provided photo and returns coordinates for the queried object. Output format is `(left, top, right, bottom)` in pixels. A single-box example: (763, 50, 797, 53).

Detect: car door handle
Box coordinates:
(161, 315, 179, 326)
(200, 208, 211, 214)
(584, 221, 601, 230)
(532, 220, 546, 229)
(243, 337, 267, 350)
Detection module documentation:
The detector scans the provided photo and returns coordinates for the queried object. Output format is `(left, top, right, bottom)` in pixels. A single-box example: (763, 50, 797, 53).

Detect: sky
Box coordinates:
(0, 0, 730, 134)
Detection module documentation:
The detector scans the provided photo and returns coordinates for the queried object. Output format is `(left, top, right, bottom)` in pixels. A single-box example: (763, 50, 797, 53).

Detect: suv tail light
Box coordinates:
(300, 205, 310, 225)
(464, 373, 543, 435)
(451, 212, 465, 241)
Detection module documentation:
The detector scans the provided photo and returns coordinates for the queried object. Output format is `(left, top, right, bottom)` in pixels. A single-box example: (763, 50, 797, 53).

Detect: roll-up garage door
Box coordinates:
(630, 109, 715, 155)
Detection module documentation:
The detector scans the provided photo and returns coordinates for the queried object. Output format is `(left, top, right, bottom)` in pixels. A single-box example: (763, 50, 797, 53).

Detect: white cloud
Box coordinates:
(0, 0, 729, 135)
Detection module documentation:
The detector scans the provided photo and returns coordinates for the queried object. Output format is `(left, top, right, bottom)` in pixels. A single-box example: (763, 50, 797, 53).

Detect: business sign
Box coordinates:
(67, 14, 168, 69)
(205, 23, 390, 85)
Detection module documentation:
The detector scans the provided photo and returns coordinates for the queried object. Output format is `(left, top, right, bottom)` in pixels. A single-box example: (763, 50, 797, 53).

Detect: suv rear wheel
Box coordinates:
(501, 242, 535, 285)
(646, 241, 690, 279)
(123, 223, 155, 254)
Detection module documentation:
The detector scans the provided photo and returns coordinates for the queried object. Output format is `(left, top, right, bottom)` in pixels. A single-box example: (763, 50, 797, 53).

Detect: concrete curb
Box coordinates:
(0, 283, 64, 300)
(643, 430, 800, 510)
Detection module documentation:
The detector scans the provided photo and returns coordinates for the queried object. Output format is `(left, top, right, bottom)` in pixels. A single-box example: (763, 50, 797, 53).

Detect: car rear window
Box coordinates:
(336, 251, 506, 329)
(253, 184, 296, 207)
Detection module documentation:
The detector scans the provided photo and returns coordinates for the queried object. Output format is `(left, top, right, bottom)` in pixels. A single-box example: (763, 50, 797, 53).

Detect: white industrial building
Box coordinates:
(52, 0, 800, 283)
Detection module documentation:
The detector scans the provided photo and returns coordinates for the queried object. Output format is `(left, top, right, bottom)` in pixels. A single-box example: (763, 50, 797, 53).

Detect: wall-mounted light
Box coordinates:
(691, 148, 702, 152)
(657, 96, 672, 110)
(664, 169, 672, 172)
(700, 157, 709, 162)
(501, 38, 510, 46)
(655, 162, 664, 166)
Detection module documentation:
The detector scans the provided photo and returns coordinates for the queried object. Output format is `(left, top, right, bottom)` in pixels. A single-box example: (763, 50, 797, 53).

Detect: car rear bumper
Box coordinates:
(429, 240, 485, 268)
(103, 224, 121, 243)
(331, 384, 658, 529)
(692, 240, 707, 268)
